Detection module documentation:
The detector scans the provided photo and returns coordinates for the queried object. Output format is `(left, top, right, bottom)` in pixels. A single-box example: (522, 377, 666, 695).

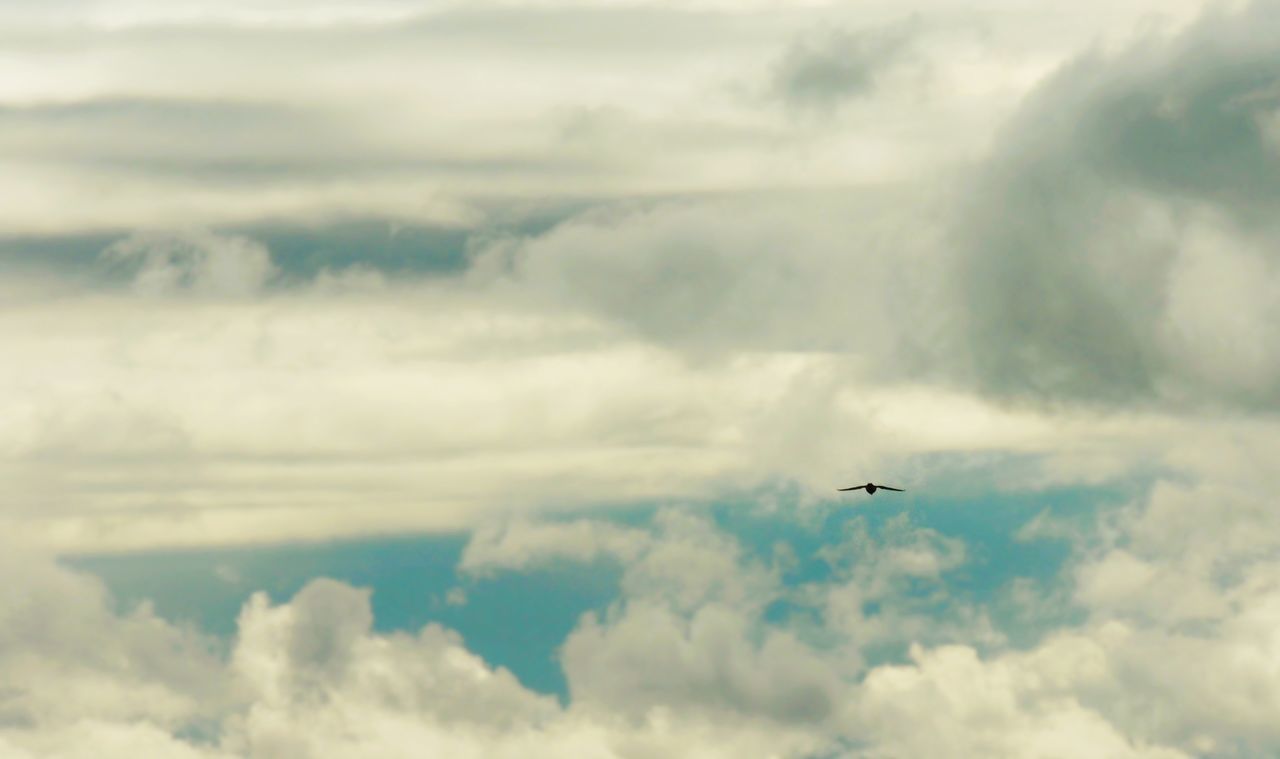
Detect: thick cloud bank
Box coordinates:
(474, 2, 1280, 411)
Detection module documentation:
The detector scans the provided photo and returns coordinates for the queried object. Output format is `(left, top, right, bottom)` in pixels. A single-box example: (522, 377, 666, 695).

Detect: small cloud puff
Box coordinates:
(770, 22, 919, 112)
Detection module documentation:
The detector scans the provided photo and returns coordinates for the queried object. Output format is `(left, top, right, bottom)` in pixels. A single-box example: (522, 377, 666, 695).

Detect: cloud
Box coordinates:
(1157, 215, 1280, 398)
(229, 580, 559, 728)
(6, 1, 1280, 756)
(0, 721, 231, 759)
(0, 7, 793, 233)
(472, 191, 950, 362)
(102, 230, 277, 296)
(0, 543, 226, 734)
(564, 601, 843, 725)
(0, 98, 326, 174)
(770, 22, 918, 112)
(843, 454, 1280, 755)
(0, 281, 900, 551)
(957, 0, 1280, 409)
(0, 552, 826, 758)
(852, 641, 1192, 759)
(8, 447, 1280, 757)
(462, 509, 781, 613)
(460, 519, 651, 575)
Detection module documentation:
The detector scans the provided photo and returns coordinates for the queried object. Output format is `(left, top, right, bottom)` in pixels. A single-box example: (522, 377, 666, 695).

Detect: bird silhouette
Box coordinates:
(837, 482, 904, 495)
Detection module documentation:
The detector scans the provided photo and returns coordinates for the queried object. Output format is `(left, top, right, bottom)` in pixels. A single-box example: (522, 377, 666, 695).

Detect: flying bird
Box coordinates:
(837, 482, 904, 495)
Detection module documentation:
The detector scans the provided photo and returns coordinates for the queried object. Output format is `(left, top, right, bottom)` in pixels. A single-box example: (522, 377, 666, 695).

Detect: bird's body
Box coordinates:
(838, 482, 904, 494)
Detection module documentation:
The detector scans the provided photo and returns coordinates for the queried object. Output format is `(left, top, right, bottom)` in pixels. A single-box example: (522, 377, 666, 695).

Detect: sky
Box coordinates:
(2, 0, 1280, 756)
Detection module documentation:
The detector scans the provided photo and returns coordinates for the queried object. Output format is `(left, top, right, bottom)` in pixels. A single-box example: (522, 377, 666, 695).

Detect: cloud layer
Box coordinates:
(1, 1, 1276, 549)
(5, 2, 1280, 756)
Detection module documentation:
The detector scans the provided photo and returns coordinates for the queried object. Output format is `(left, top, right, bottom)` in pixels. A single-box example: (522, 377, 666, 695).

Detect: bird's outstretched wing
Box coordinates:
(879, 486, 905, 492)
(837, 485, 868, 491)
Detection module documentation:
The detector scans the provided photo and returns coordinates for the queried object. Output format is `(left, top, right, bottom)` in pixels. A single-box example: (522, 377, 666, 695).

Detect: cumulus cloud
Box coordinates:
(0, 543, 226, 737)
(846, 447, 1280, 756)
(852, 640, 1192, 759)
(816, 514, 1002, 659)
(0, 541, 834, 758)
(564, 601, 843, 725)
(11, 454, 1280, 758)
(4, 363, 1280, 756)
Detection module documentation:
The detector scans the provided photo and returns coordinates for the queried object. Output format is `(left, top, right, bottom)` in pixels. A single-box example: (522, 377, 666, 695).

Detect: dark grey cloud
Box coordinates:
(770, 23, 917, 111)
(956, 1, 1280, 409)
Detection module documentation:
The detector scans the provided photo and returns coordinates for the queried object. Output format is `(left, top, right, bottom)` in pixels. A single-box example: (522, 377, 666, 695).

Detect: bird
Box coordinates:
(837, 482, 904, 495)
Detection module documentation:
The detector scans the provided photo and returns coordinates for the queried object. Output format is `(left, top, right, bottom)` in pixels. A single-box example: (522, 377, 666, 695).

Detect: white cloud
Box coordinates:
(816, 514, 1004, 662)
(563, 601, 843, 725)
(10, 212, 1138, 553)
(1158, 213, 1280, 399)
(852, 641, 1191, 759)
(462, 509, 781, 614)
(460, 518, 651, 575)
(4, 253, 1270, 553)
(0, 284, 881, 550)
(229, 581, 559, 729)
(619, 510, 779, 614)
(103, 230, 277, 296)
(0, 721, 230, 759)
(0, 542, 226, 737)
(214, 571, 833, 758)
